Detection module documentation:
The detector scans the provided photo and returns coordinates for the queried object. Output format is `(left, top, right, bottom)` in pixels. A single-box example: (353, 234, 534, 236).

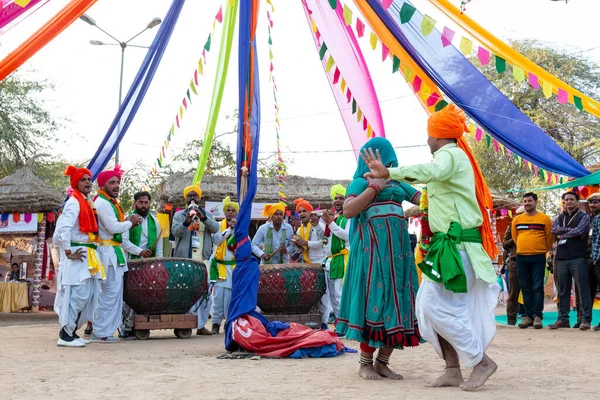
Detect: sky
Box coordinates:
(1, 0, 599, 183)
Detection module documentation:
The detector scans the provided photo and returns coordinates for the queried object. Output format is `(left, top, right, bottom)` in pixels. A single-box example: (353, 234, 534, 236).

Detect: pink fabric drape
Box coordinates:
(302, 0, 385, 159)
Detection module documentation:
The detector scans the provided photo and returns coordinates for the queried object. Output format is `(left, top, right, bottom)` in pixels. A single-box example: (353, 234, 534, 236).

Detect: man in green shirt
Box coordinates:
(361, 105, 499, 391)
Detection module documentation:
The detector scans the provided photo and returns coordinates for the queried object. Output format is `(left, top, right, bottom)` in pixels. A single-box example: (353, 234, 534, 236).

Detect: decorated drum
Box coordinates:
(124, 257, 208, 315)
(257, 263, 326, 315)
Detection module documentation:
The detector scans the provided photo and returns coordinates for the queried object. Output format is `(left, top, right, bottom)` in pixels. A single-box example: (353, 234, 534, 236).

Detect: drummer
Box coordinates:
(119, 191, 164, 339)
(172, 183, 219, 336)
(251, 203, 294, 264)
(208, 196, 239, 335)
(292, 198, 332, 331)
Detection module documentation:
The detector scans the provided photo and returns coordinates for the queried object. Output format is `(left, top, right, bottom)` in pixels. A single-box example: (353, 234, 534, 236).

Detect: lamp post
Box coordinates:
(80, 14, 162, 164)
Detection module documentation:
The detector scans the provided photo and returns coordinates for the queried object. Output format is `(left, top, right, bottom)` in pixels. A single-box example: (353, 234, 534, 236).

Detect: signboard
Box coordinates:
(0, 213, 38, 234)
(205, 202, 269, 220)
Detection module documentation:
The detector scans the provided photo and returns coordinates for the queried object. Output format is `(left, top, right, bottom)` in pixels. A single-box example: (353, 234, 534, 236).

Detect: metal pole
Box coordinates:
(116, 44, 125, 165)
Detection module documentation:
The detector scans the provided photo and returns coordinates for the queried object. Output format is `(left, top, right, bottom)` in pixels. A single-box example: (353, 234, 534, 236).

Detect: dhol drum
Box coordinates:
(124, 257, 208, 315)
(257, 263, 326, 315)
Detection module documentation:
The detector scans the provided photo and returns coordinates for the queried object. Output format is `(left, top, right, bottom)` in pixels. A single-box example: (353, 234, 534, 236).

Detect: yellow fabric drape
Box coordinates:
(86, 248, 106, 280)
(297, 224, 312, 263)
(428, 0, 600, 118)
(214, 219, 235, 280)
(0, 282, 29, 312)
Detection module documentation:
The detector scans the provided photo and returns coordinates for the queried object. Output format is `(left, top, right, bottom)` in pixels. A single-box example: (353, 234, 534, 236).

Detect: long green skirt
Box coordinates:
(335, 200, 421, 349)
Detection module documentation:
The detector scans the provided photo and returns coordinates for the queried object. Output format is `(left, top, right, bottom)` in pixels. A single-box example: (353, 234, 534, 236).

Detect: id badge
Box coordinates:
(192, 235, 201, 249)
(558, 239, 567, 246)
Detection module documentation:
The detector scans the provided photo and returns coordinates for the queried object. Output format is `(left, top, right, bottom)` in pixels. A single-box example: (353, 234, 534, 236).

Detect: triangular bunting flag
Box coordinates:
(512, 66, 525, 82)
(190, 80, 198, 95)
(441, 27, 454, 47)
(382, 44, 389, 61)
(528, 72, 539, 89)
(343, 4, 352, 26)
(352, 98, 357, 114)
(325, 55, 335, 72)
(421, 15, 436, 36)
(319, 42, 327, 60)
(333, 67, 340, 84)
(477, 46, 490, 66)
(392, 55, 400, 73)
(542, 80, 552, 99)
(459, 37, 472, 55)
(435, 100, 448, 111)
(204, 34, 211, 51)
(370, 31, 378, 50)
(495, 56, 506, 73)
(400, 3, 416, 24)
(573, 96, 583, 111)
(215, 5, 223, 23)
(557, 88, 568, 105)
(357, 108, 362, 122)
(356, 18, 365, 38)
(328, 0, 337, 9)
(486, 134, 491, 148)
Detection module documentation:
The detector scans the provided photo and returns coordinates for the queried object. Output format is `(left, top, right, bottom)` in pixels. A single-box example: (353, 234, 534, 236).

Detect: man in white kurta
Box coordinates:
(361, 105, 499, 390)
(251, 203, 294, 264)
(53, 166, 103, 347)
(321, 185, 350, 324)
(120, 191, 164, 338)
(293, 198, 332, 330)
(91, 166, 142, 343)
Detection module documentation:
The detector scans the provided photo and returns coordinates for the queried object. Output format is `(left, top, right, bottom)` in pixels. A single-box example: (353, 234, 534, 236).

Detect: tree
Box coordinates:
(0, 75, 59, 177)
(476, 39, 600, 165)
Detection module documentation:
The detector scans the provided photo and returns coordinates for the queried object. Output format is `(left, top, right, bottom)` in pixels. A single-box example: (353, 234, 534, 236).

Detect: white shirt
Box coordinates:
(296, 223, 326, 264)
(251, 222, 294, 264)
(122, 214, 164, 258)
(95, 196, 132, 270)
(322, 217, 350, 271)
(52, 197, 100, 285)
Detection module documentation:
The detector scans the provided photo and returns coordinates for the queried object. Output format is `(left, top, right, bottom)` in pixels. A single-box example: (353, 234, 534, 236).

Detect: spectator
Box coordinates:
(549, 192, 592, 330)
(512, 193, 553, 329)
(5, 263, 20, 282)
(587, 193, 600, 331)
(502, 206, 525, 325)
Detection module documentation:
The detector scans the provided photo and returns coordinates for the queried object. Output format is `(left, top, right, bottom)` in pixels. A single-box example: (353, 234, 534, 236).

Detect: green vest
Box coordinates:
(128, 213, 157, 259)
(329, 214, 348, 279)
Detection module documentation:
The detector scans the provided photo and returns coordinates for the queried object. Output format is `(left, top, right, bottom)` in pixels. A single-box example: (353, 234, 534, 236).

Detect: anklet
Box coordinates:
(445, 365, 460, 369)
(375, 353, 391, 365)
(359, 354, 374, 365)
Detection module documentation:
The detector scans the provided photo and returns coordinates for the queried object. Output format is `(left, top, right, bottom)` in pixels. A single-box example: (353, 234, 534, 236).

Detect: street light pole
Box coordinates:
(80, 14, 162, 165)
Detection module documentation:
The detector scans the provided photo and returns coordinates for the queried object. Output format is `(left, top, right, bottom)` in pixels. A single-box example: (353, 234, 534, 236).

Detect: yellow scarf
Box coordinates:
(214, 219, 235, 280)
(297, 223, 312, 263)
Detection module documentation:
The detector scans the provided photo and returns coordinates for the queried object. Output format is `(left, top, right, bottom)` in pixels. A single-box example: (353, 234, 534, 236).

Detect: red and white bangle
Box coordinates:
(367, 184, 381, 194)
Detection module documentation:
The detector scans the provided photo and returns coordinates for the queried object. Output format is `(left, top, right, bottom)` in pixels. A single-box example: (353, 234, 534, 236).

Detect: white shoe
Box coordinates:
(76, 337, 91, 345)
(57, 338, 86, 347)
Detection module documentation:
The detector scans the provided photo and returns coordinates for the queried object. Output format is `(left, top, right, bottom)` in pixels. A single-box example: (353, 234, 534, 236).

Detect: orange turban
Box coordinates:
(64, 165, 92, 189)
(293, 198, 313, 213)
(262, 203, 286, 219)
(427, 105, 498, 260)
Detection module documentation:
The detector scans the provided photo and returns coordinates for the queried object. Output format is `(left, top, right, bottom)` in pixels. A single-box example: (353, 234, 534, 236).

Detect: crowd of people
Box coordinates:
(503, 191, 600, 330)
(51, 105, 554, 391)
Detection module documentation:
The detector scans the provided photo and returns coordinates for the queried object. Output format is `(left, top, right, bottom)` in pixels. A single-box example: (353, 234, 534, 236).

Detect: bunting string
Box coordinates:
(265, 1, 287, 204)
(141, 2, 225, 190)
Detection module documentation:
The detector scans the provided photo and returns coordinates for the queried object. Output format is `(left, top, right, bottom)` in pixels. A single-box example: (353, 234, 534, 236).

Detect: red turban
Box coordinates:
(64, 165, 92, 189)
(427, 105, 497, 260)
(97, 165, 124, 188)
(293, 198, 313, 213)
(63, 165, 98, 234)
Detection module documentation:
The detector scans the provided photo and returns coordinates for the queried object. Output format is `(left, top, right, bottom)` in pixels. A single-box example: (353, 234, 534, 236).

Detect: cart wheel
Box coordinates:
(174, 328, 192, 339)
(135, 329, 150, 340)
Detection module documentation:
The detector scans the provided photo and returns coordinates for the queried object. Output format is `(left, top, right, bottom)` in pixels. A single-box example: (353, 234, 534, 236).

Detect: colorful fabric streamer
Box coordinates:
(359, 0, 589, 178)
(225, 0, 262, 353)
(302, 0, 385, 158)
(86, 0, 185, 179)
(193, 0, 238, 185)
(428, 0, 600, 118)
(0, 0, 96, 81)
(0, 0, 46, 30)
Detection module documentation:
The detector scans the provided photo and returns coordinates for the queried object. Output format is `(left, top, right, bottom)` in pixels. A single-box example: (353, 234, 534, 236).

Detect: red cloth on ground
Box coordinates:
(232, 315, 344, 357)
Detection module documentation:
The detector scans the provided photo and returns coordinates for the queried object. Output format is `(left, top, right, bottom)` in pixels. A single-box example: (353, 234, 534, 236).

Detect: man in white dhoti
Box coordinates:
(91, 165, 142, 343)
(120, 190, 163, 338)
(53, 166, 104, 347)
(361, 105, 499, 391)
(208, 196, 238, 335)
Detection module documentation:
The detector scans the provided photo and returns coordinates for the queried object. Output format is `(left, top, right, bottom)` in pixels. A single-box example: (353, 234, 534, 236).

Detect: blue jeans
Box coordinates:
(556, 258, 591, 323)
(516, 254, 546, 319)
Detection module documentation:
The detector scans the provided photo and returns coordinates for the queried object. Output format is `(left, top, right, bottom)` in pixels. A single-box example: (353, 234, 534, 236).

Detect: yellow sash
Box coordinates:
(327, 248, 349, 284)
(297, 224, 312, 263)
(214, 219, 235, 280)
(87, 248, 106, 280)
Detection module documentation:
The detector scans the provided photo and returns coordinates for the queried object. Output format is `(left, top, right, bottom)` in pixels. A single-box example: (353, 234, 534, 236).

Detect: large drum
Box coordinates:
(257, 263, 326, 315)
(124, 257, 208, 315)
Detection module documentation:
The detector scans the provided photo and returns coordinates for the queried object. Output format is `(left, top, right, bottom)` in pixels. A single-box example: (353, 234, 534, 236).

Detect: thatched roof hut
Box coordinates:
(403, 190, 521, 218)
(159, 173, 351, 209)
(0, 158, 63, 214)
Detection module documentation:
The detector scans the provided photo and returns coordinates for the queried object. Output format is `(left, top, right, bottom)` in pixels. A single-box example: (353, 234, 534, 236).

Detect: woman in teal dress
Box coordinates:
(335, 137, 422, 380)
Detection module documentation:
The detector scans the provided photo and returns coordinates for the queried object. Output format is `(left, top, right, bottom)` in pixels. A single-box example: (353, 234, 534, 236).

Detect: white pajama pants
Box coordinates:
(93, 266, 124, 338)
(55, 279, 98, 336)
(416, 251, 500, 368)
(211, 286, 232, 326)
(327, 275, 343, 318)
(189, 272, 212, 329)
(319, 273, 333, 324)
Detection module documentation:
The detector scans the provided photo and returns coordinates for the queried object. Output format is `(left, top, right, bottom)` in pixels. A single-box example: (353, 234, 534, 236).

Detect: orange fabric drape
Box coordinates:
(0, 0, 97, 81)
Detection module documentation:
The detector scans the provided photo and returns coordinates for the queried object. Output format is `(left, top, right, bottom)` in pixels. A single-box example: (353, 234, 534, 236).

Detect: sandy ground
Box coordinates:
(1, 311, 599, 400)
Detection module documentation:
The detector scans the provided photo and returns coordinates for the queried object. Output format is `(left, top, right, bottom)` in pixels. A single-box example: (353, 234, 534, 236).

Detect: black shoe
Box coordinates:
(59, 327, 75, 342)
(84, 327, 92, 336)
(212, 324, 220, 335)
(573, 322, 581, 329)
(507, 319, 517, 326)
(72, 331, 81, 339)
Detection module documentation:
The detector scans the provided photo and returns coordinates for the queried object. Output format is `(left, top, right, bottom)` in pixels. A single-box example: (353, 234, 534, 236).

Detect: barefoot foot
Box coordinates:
(374, 361, 403, 380)
(426, 367, 464, 387)
(359, 363, 382, 380)
(461, 354, 497, 391)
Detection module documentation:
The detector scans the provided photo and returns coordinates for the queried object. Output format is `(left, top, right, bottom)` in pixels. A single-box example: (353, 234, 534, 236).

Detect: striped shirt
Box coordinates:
(592, 213, 600, 263)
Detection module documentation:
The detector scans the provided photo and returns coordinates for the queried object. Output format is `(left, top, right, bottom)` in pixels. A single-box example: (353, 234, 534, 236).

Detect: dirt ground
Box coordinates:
(1, 312, 598, 400)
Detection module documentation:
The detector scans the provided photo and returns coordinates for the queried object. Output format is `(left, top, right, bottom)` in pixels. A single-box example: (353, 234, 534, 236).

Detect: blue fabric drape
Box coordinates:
(86, 0, 185, 179)
(225, 0, 266, 352)
(365, 0, 589, 178)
